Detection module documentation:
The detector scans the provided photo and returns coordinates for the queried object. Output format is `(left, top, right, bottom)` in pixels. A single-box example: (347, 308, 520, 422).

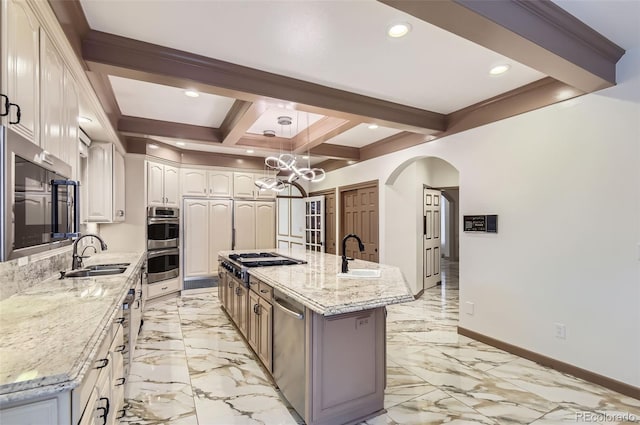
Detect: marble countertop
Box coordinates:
(0, 252, 145, 405)
(219, 249, 414, 316)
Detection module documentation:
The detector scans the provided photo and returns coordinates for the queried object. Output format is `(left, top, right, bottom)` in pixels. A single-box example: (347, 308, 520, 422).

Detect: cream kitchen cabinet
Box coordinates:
(1, 0, 40, 143)
(233, 201, 276, 250)
(184, 198, 232, 277)
(182, 168, 233, 198)
(247, 276, 273, 372)
(233, 172, 277, 200)
(88, 142, 125, 223)
(40, 30, 64, 161)
(147, 161, 179, 207)
(61, 68, 79, 178)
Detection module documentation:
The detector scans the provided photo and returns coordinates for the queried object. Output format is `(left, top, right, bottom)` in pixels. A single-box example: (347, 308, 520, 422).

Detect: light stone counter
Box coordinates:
(219, 248, 414, 316)
(0, 252, 145, 405)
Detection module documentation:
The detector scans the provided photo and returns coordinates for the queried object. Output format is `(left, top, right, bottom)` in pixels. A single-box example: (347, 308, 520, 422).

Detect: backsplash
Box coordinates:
(0, 248, 72, 301)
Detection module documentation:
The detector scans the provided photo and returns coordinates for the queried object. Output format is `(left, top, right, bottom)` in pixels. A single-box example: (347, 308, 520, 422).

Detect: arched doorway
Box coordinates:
(384, 156, 460, 296)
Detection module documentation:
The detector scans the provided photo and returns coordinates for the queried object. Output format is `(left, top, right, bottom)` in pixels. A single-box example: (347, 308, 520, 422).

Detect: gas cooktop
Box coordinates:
(228, 252, 306, 268)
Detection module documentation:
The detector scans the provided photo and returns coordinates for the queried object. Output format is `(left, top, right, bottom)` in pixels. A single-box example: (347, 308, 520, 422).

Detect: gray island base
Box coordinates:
(218, 249, 413, 425)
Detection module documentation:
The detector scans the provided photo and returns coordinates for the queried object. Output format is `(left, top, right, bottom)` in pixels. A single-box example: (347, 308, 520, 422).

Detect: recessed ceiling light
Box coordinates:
(77, 116, 92, 124)
(348, 160, 356, 165)
(148, 144, 159, 149)
(184, 90, 199, 98)
(246, 149, 254, 154)
(368, 124, 379, 130)
(176, 141, 185, 146)
(489, 64, 511, 75)
(302, 155, 309, 160)
(387, 23, 411, 38)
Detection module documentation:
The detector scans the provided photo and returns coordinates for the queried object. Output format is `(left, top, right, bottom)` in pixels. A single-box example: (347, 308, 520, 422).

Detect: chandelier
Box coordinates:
(254, 114, 326, 192)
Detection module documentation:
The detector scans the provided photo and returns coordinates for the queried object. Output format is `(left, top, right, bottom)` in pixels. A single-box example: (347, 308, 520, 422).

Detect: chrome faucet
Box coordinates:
(341, 234, 365, 273)
(72, 234, 107, 270)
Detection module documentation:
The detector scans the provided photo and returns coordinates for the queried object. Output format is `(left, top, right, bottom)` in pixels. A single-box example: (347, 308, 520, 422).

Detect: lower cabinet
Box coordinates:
(147, 277, 181, 300)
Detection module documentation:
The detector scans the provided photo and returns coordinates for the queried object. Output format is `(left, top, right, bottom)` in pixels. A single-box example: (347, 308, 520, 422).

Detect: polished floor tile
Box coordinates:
(122, 260, 639, 425)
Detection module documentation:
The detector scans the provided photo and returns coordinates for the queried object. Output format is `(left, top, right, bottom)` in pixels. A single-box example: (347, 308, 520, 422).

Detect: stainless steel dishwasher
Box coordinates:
(272, 289, 306, 417)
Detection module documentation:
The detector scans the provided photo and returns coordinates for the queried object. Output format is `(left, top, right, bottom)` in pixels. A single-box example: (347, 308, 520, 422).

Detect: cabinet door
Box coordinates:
(247, 290, 260, 352)
(255, 172, 277, 200)
(258, 297, 273, 372)
(110, 349, 125, 422)
(184, 199, 210, 277)
(94, 362, 112, 425)
(40, 30, 65, 159)
(163, 165, 180, 207)
(4, 0, 40, 143)
(181, 168, 207, 197)
(209, 171, 232, 197)
(255, 202, 275, 249)
(113, 150, 125, 222)
(236, 284, 248, 337)
(147, 162, 165, 206)
(233, 201, 256, 250)
(209, 200, 232, 274)
(62, 68, 79, 175)
(88, 143, 113, 222)
(0, 398, 59, 425)
(233, 172, 255, 198)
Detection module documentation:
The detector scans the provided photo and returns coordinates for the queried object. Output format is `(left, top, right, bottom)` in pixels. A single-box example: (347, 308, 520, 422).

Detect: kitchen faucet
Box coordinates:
(341, 234, 365, 273)
(72, 234, 108, 270)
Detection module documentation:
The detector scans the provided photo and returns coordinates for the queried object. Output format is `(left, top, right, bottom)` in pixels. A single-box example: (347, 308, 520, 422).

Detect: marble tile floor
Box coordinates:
(122, 264, 639, 425)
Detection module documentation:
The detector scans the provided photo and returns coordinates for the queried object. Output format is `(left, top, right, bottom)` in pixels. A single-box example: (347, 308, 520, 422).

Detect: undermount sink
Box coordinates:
(337, 269, 382, 279)
(62, 263, 130, 278)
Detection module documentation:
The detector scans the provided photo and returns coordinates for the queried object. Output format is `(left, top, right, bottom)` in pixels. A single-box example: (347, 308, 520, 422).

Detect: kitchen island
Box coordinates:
(218, 248, 413, 425)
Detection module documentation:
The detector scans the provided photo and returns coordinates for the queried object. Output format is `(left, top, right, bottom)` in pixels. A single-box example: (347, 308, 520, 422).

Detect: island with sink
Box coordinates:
(217, 248, 414, 425)
(0, 251, 146, 425)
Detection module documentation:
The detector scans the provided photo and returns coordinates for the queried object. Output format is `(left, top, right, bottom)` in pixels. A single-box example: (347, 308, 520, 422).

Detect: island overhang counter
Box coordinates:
(217, 248, 414, 425)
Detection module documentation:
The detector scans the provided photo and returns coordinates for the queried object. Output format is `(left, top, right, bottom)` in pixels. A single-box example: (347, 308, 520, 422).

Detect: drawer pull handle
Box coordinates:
(0, 94, 8, 116)
(115, 344, 126, 353)
(98, 397, 110, 424)
(116, 409, 126, 420)
(96, 358, 109, 369)
(8, 103, 20, 125)
(116, 377, 126, 386)
(260, 289, 269, 294)
(161, 286, 168, 290)
(253, 304, 260, 314)
(115, 317, 125, 324)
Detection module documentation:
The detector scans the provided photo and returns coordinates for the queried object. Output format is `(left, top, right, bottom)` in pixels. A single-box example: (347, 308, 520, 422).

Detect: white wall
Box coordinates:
(311, 48, 640, 387)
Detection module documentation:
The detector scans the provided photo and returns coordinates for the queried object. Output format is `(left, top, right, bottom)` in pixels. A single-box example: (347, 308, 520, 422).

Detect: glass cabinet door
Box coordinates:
(304, 196, 324, 252)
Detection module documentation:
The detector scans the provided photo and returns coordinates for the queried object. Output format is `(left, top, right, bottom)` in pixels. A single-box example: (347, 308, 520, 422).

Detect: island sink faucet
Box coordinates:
(341, 234, 365, 273)
(72, 234, 108, 270)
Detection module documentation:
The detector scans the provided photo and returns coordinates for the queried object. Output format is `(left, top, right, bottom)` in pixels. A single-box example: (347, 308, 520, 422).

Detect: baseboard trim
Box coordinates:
(457, 326, 640, 400)
(414, 289, 425, 299)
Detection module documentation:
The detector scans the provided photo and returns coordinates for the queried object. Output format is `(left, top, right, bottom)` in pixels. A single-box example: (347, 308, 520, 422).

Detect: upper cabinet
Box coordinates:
(2, 0, 40, 143)
(88, 142, 125, 223)
(181, 168, 232, 198)
(40, 30, 64, 160)
(148, 161, 179, 207)
(233, 172, 276, 200)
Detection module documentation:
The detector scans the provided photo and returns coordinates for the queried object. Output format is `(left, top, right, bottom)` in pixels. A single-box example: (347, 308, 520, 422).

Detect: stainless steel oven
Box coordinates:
(147, 248, 179, 283)
(147, 207, 179, 250)
(1, 125, 80, 261)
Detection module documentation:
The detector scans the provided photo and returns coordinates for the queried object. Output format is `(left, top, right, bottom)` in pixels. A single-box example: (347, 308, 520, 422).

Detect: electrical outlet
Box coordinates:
(464, 301, 475, 316)
(554, 323, 566, 339)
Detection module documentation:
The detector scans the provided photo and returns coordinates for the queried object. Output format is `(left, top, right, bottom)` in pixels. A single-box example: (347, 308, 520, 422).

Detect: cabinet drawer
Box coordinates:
(147, 278, 181, 299)
(258, 282, 273, 302)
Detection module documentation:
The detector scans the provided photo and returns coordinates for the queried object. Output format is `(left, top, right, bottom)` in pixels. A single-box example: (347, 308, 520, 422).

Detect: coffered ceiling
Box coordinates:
(50, 0, 628, 171)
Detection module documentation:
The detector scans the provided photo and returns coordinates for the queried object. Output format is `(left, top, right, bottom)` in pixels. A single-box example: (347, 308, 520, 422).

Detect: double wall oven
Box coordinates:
(146, 207, 179, 283)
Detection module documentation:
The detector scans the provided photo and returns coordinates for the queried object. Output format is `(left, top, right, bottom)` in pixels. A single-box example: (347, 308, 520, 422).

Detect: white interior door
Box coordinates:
(423, 188, 441, 290)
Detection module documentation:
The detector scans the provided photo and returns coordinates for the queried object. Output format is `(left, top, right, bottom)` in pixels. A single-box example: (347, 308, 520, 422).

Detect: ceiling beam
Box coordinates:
(292, 117, 359, 153)
(82, 30, 446, 134)
(310, 144, 360, 161)
(236, 133, 294, 152)
(379, 0, 625, 92)
(220, 100, 268, 145)
(360, 132, 432, 162)
(118, 115, 223, 143)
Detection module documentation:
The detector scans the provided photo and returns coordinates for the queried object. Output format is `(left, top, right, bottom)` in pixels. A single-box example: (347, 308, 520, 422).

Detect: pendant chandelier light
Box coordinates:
(254, 113, 326, 193)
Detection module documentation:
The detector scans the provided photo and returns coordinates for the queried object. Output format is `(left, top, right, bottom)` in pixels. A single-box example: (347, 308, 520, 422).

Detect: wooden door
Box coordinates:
(236, 285, 249, 337)
(163, 165, 180, 207)
(325, 191, 336, 254)
(248, 290, 260, 352)
(5, 0, 40, 143)
(258, 297, 273, 372)
(234, 201, 256, 249)
(209, 199, 233, 273)
(255, 202, 276, 249)
(147, 162, 165, 206)
(341, 185, 379, 262)
(423, 188, 441, 290)
(184, 199, 209, 277)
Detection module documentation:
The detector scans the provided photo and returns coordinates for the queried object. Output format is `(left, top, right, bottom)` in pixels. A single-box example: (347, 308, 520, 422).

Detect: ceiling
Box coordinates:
(57, 0, 631, 170)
